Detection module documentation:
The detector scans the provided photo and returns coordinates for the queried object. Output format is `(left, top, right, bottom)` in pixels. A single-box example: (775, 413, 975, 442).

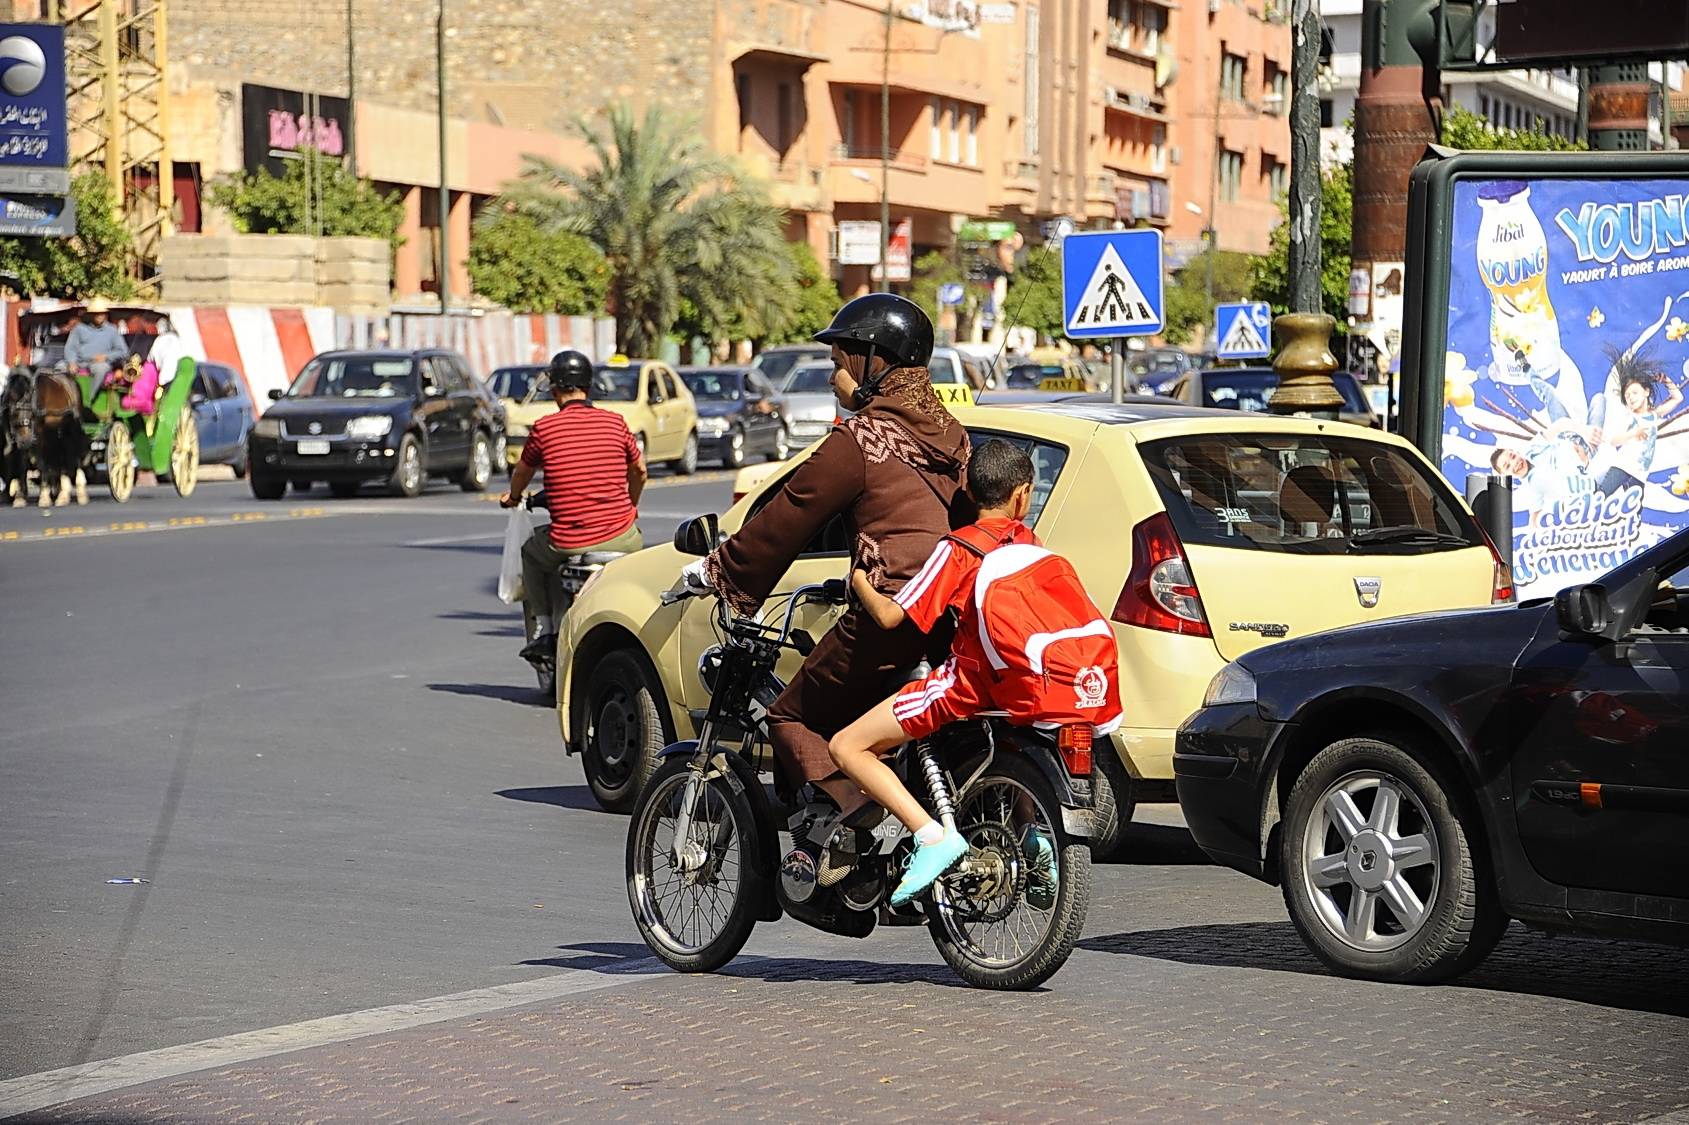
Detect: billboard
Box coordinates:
(242, 83, 351, 176)
(0, 23, 67, 185)
(1437, 174, 1689, 599)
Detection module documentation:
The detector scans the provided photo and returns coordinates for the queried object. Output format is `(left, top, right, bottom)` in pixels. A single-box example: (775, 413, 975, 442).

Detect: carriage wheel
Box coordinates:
(105, 422, 135, 503)
(171, 409, 200, 498)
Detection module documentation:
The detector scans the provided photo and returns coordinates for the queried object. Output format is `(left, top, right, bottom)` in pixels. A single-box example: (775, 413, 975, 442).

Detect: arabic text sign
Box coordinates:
(1438, 176, 1689, 599)
(0, 24, 66, 171)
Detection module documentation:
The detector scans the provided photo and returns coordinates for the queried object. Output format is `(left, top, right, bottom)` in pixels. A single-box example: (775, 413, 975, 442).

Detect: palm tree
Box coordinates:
(502, 103, 797, 356)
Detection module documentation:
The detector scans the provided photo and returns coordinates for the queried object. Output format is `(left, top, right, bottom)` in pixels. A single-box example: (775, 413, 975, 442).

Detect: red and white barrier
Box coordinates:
(165, 305, 337, 408)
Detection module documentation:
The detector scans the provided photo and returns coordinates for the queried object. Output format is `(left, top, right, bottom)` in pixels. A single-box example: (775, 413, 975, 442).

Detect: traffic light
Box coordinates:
(1434, 0, 1481, 70)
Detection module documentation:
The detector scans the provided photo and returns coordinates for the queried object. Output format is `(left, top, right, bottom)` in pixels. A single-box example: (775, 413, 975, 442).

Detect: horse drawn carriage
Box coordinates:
(1, 301, 200, 506)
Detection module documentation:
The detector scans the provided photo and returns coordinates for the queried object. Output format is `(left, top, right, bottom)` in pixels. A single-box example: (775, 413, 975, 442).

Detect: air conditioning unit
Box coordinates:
(1208, 0, 1221, 12)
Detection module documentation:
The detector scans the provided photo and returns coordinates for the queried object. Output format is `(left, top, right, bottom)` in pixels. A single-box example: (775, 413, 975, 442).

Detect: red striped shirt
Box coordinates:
(520, 401, 642, 549)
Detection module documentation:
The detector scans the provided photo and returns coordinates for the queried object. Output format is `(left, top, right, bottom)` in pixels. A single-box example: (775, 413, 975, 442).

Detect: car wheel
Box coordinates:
(1087, 745, 1138, 862)
(329, 480, 361, 499)
(250, 471, 286, 501)
(770, 424, 790, 462)
(1278, 736, 1506, 984)
(232, 446, 249, 479)
(459, 431, 492, 493)
(388, 434, 425, 498)
(722, 428, 746, 469)
(582, 648, 668, 813)
(674, 431, 699, 476)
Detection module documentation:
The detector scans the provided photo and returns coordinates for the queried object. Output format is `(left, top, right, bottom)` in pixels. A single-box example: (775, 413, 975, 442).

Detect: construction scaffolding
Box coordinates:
(58, 0, 171, 292)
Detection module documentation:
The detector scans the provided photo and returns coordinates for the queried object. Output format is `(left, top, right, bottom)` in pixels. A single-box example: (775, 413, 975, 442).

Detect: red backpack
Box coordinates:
(946, 524, 1123, 732)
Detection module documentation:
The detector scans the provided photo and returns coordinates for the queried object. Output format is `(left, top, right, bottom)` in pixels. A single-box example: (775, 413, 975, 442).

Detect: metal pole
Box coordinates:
(346, 0, 357, 175)
(1287, 0, 1322, 314)
(99, 0, 120, 195)
(1206, 46, 1222, 335)
(879, 0, 891, 288)
(1110, 340, 1125, 404)
(436, 0, 450, 314)
(157, 0, 173, 238)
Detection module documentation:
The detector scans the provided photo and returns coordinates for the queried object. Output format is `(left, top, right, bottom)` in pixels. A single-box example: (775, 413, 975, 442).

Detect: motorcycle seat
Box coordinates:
(562, 551, 624, 568)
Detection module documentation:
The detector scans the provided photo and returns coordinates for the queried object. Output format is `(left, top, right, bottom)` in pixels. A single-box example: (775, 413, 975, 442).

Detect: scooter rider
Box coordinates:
(681, 293, 972, 815)
(502, 349, 647, 661)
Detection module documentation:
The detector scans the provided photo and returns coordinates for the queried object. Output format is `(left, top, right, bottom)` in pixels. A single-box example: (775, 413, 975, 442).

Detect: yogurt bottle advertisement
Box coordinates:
(1441, 176, 1689, 599)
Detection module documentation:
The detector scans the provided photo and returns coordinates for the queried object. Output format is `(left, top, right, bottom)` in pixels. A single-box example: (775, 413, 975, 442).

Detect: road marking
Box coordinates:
(0, 958, 663, 1119)
(403, 530, 505, 546)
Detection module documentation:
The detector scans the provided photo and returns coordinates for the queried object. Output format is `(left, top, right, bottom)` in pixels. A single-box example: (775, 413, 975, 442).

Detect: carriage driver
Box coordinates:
(64, 298, 129, 383)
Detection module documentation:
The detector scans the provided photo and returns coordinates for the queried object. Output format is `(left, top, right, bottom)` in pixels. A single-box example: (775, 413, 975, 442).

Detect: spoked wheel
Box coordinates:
(926, 753, 1090, 990)
(627, 756, 764, 973)
(104, 422, 135, 502)
(170, 409, 200, 497)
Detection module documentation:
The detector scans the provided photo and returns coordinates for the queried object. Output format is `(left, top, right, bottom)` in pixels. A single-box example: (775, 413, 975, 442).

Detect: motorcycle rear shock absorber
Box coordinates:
(916, 742, 957, 833)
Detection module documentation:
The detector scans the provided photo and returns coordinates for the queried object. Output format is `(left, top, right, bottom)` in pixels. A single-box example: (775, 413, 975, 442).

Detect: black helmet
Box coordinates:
(547, 349, 594, 392)
(814, 293, 933, 371)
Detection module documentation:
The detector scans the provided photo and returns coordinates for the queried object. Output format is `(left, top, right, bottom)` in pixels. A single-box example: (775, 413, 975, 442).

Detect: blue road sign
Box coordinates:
(0, 24, 66, 173)
(1061, 229, 1164, 339)
(1214, 301, 1273, 360)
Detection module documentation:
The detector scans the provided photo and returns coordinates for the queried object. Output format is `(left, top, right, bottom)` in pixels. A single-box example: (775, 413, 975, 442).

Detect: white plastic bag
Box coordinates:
(497, 506, 531, 605)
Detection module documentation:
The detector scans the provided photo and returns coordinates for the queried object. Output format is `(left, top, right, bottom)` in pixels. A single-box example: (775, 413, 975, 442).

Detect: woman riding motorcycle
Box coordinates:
(682, 294, 971, 815)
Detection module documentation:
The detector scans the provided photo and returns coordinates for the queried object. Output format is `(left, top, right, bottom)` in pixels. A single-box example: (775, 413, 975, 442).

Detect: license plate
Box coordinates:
(296, 439, 330, 456)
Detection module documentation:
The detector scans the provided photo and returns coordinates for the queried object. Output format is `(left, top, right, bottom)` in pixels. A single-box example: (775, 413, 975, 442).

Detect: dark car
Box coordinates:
(748, 343, 829, 391)
(1163, 367, 1380, 428)
(247, 349, 500, 500)
(187, 361, 256, 477)
(1129, 347, 1195, 394)
(678, 366, 790, 468)
(1175, 527, 1689, 984)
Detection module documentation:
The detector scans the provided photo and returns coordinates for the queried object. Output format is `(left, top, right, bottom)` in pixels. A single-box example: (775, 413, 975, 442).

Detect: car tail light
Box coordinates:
(1112, 512, 1210, 637)
(1056, 725, 1093, 776)
(1479, 528, 1514, 603)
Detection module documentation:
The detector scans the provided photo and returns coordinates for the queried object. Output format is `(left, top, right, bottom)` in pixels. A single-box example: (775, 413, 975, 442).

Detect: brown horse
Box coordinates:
(1, 369, 33, 506)
(33, 369, 88, 507)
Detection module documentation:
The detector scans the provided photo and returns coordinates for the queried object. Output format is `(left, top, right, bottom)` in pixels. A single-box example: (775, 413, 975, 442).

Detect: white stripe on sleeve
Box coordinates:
(894, 541, 953, 610)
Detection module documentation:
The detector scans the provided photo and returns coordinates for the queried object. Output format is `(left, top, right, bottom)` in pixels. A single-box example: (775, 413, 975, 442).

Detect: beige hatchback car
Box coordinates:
(555, 400, 1510, 855)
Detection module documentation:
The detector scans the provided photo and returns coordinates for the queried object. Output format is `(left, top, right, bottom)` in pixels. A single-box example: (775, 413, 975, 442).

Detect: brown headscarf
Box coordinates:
(851, 364, 970, 479)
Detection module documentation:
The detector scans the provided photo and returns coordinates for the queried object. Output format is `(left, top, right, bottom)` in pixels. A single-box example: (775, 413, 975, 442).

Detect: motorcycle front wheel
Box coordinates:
(626, 756, 765, 974)
(926, 752, 1091, 990)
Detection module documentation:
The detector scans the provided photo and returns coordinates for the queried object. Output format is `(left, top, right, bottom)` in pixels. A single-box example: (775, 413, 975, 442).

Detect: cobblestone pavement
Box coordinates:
(18, 834, 1689, 1125)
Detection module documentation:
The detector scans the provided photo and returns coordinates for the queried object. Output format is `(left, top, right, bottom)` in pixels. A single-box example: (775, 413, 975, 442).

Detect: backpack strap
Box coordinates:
(944, 520, 1027, 558)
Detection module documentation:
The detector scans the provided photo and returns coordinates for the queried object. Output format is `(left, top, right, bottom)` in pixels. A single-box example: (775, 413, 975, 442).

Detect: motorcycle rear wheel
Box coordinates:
(627, 756, 764, 973)
(926, 753, 1090, 990)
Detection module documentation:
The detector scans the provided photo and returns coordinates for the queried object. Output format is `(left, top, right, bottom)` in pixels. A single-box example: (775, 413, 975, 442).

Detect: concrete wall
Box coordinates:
(159, 234, 391, 312)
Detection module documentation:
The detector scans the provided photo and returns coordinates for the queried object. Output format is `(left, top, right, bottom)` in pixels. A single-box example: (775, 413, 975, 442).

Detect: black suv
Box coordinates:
(248, 349, 501, 500)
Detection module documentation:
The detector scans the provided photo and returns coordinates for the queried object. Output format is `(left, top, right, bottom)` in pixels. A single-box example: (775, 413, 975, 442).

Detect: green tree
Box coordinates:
(468, 208, 608, 314)
(208, 148, 404, 248)
(0, 172, 135, 299)
(768, 241, 840, 344)
(499, 103, 795, 356)
(1163, 249, 1258, 346)
(907, 250, 964, 328)
(1251, 159, 1354, 325)
(1002, 242, 1065, 342)
(1439, 105, 1585, 152)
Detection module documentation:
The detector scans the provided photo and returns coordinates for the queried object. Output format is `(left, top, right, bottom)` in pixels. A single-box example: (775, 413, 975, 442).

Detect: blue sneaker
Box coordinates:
(1021, 827, 1059, 911)
(890, 828, 970, 906)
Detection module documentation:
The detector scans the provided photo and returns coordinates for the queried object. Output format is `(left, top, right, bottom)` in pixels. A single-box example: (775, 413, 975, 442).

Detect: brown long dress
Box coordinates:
(703, 367, 971, 790)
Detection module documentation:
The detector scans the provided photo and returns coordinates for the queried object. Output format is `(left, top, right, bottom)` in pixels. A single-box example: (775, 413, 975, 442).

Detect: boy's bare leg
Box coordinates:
(828, 694, 936, 832)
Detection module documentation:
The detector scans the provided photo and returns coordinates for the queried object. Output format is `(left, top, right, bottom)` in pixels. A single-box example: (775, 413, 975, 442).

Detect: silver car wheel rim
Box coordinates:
(1300, 770, 1441, 952)
(473, 438, 490, 483)
(402, 445, 421, 492)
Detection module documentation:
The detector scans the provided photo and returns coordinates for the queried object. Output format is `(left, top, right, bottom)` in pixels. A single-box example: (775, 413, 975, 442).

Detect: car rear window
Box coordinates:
(1138, 433, 1483, 555)
(784, 364, 835, 394)
(1201, 370, 1369, 415)
(928, 355, 963, 384)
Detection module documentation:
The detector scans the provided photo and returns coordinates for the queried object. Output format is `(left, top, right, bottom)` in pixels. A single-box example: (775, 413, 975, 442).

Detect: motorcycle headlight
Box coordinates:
(252, 417, 281, 438)
(1203, 662, 1257, 708)
(697, 645, 725, 694)
(697, 416, 730, 437)
(347, 415, 394, 440)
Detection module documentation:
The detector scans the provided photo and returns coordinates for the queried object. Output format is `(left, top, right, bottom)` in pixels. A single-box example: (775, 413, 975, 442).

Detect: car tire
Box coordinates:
(722, 428, 746, 469)
(458, 431, 493, 493)
(329, 480, 361, 499)
(250, 471, 286, 501)
(291, 479, 313, 493)
(769, 424, 790, 462)
(1278, 736, 1506, 984)
(1087, 745, 1138, 862)
(674, 431, 699, 476)
(388, 434, 425, 498)
(582, 648, 669, 813)
(231, 447, 249, 479)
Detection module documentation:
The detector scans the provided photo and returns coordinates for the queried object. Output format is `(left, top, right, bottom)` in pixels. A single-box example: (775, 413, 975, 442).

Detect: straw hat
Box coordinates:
(84, 297, 110, 314)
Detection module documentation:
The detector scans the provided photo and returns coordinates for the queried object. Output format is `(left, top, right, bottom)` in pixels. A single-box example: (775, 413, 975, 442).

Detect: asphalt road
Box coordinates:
(3, 469, 1688, 1121)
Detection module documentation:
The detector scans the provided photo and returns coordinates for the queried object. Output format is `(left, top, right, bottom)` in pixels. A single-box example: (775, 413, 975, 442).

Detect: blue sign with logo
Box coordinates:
(1214, 301, 1273, 359)
(0, 24, 66, 172)
(1060, 229, 1164, 339)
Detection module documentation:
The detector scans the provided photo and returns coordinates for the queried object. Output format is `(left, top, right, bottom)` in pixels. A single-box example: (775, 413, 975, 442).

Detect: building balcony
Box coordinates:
(833, 144, 930, 172)
(1103, 87, 1171, 123)
(830, 147, 987, 216)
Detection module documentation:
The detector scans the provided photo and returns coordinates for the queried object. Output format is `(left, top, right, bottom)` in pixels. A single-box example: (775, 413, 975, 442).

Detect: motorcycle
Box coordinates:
(516, 492, 627, 696)
(625, 513, 1096, 990)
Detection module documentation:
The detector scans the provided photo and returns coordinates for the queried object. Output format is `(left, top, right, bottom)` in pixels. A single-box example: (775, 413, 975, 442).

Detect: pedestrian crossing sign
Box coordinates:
(1214, 301, 1273, 359)
(1061, 229, 1164, 339)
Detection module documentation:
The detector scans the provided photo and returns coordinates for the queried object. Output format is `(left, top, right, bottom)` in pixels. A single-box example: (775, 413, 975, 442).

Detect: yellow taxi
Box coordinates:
(489, 356, 701, 474)
(488, 364, 552, 472)
(557, 401, 1511, 852)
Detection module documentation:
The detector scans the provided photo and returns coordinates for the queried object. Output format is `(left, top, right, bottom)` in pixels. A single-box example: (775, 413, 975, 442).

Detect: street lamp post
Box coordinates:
(346, 0, 357, 175)
(437, 0, 450, 314)
(879, 0, 892, 286)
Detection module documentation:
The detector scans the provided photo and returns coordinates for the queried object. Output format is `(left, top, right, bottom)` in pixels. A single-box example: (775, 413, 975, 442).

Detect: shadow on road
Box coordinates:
(1080, 920, 1689, 1017)
(426, 682, 547, 707)
(522, 941, 984, 990)
(1102, 820, 1211, 867)
(438, 610, 517, 622)
(406, 541, 502, 556)
(497, 785, 610, 813)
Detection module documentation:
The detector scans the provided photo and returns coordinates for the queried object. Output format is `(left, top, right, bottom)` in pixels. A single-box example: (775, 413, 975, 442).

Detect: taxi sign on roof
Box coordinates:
(606, 353, 630, 366)
(932, 381, 974, 407)
(1061, 229, 1164, 339)
(1037, 376, 1088, 393)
